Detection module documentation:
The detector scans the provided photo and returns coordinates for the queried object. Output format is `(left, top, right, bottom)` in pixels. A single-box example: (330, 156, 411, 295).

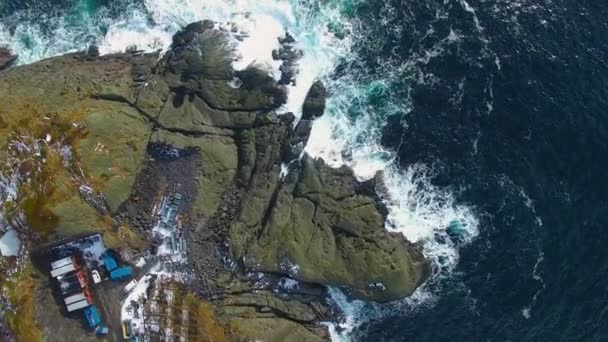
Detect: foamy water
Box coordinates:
(0, 0, 479, 339)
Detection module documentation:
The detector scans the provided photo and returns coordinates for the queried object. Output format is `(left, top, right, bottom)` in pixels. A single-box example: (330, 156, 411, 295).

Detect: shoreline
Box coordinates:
(0, 20, 428, 341)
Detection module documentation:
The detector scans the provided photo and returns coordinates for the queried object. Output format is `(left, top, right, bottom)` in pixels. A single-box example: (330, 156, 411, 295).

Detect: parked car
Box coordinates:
(91, 270, 102, 284)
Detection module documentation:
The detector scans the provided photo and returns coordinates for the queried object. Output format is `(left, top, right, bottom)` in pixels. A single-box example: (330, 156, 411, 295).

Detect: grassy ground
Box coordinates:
(2, 264, 43, 342)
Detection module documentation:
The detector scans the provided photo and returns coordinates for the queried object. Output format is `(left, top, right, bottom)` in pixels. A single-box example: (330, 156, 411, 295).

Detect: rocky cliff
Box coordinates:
(0, 21, 428, 341)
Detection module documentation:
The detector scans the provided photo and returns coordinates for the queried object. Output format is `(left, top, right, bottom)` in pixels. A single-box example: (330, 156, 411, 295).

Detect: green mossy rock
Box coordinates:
(230, 317, 325, 342)
(75, 101, 152, 212)
(157, 92, 255, 132)
(134, 76, 170, 119)
(51, 195, 100, 238)
(167, 26, 234, 81)
(240, 156, 429, 302)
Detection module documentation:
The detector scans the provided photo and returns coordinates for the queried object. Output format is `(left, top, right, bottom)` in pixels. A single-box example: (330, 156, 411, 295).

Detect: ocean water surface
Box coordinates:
(1, 0, 607, 340)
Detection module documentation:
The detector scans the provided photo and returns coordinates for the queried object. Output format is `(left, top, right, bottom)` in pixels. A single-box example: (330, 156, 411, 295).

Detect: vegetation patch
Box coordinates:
(1, 264, 43, 342)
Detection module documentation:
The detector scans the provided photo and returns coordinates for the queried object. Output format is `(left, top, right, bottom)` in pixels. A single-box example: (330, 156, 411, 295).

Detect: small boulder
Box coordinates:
(0, 48, 17, 71)
(278, 32, 296, 44)
(87, 45, 100, 58)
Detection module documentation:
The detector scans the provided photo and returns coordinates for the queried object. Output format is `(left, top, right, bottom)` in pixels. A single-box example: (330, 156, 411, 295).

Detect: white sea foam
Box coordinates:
(0, 0, 479, 340)
(325, 285, 436, 341)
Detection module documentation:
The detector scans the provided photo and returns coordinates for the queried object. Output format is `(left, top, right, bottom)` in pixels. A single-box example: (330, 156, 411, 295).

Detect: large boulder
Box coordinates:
(162, 23, 287, 112)
(302, 80, 327, 120)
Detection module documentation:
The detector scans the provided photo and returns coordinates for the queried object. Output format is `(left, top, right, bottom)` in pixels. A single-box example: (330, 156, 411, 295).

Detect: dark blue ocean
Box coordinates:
(350, 0, 608, 340)
(1, 0, 607, 341)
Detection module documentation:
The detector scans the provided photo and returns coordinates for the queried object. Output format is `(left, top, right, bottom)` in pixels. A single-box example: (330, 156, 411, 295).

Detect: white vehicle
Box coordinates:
(91, 270, 102, 284)
(124, 279, 138, 293)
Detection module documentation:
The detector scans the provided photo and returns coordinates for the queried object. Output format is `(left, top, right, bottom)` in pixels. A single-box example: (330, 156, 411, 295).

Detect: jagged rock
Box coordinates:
(284, 118, 313, 161)
(273, 46, 303, 62)
(279, 32, 296, 44)
(166, 23, 233, 81)
(279, 62, 298, 85)
(163, 23, 287, 111)
(273, 32, 303, 86)
(86, 45, 100, 58)
(302, 80, 327, 119)
(0, 48, 17, 71)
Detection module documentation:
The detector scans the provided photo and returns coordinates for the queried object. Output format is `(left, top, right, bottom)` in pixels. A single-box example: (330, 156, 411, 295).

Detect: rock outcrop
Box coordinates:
(0, 48, 17, 71)
(0, 20, 429, 341)
(302, 80, 327, 120)
(236, 156, 428, 301)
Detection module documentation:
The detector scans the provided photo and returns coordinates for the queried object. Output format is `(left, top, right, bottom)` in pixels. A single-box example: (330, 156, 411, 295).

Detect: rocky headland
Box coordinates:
(0, 20, 429, 341)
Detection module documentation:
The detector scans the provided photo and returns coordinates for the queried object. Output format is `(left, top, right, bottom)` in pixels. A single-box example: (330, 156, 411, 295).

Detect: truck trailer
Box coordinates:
(66, 299, 90, 312)
(64, 292, 87, 305)
(50, 256, 73, 270)
(50, 263, 76, 278)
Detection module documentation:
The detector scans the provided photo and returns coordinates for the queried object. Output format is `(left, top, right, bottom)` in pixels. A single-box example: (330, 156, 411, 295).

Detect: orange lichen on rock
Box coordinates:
(184, 293, 230, 342)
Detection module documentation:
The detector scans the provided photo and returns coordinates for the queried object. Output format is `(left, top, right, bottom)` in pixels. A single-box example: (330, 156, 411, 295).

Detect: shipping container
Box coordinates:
(50, 257, 73, 270)
(64, 292, 86, 305)
(66, 299, 90, 312)
(50, 263, 76, 278)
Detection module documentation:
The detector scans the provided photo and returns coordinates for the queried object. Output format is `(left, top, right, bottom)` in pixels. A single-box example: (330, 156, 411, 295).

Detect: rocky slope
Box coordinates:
(0, 21, 429, 341)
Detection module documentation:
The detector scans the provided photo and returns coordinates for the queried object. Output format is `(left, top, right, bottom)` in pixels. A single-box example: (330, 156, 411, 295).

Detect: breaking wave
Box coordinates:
(0, 0, 479, 339)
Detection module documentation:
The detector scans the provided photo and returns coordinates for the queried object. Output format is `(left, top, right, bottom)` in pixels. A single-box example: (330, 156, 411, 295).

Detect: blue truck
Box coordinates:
(83, 306, 108, 336)
(110, 266, 133, 280)
(101, 252, 118, 272)
(100, 251, 133, 280)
